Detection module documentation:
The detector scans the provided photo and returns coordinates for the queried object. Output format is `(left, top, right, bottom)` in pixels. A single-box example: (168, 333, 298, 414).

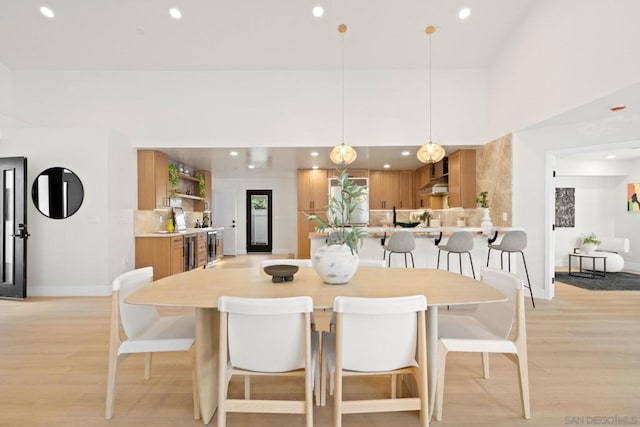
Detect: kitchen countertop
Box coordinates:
(135, 226, 224, 238)
(309, 226, 523, 238)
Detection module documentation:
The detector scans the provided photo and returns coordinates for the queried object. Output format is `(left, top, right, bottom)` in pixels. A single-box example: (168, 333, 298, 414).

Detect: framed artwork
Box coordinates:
(628, 183, 640, 212)
(555, 187, 575, 227)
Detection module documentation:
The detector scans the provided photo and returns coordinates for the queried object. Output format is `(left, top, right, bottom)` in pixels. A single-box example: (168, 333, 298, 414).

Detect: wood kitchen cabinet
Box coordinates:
(135, 236, 184, 280)
(369, 170, 414, 209)
(297, 212, 326, 259)
(297, 169, 328, 211)
(415, 165, 432, 209)
(137, 150, 169, 210)
(196, 232, 208, 268)
(447, 149, 477, 208)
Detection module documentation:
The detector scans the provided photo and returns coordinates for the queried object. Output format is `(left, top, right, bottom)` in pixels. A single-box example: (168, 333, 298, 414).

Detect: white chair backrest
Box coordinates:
(598, 237, 630, 253)
(113, 267, 159, 339)
(441, 231, 473, 252)
(358, 259, 387, 268)
(475, 267, 523, 338)
(385, 230, 415, 252)
(496, 230, 527, 251)
(218, 296, 313, 373)
(260, 259, 313, 268)
(334, 295, 426, 372)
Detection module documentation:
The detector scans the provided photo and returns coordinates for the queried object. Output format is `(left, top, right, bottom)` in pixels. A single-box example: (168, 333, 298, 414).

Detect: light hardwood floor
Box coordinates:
(1, 254, 639, 426)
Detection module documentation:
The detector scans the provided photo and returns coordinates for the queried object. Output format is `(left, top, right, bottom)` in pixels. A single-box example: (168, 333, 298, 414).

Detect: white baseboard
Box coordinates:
(28, 286, 111, 297)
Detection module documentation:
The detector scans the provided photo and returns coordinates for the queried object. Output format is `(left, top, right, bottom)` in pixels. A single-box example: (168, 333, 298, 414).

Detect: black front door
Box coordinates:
(246, 190, 272, 253)
(0, 157, 29, 299)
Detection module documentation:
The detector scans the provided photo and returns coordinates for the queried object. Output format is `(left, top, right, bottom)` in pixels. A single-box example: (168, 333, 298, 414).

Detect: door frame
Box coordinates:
(246, 189, 272, 253)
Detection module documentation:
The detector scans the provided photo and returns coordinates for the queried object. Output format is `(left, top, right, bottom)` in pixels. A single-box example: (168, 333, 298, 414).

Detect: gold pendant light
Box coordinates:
(330, 24, 357, 166)
(417, 25, 445, 164)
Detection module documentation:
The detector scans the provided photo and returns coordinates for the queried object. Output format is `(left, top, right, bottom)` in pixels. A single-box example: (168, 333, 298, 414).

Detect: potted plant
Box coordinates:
(168, 163, 179, 201)
(307, 169, 367, 284)
(195, 172, 206, 199)
(476, 191, 493, 230)
(579, 232, 601, 254)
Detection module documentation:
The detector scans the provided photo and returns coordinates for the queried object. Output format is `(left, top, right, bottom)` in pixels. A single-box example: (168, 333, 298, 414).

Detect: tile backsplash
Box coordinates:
(135, 209, 207, 234)
(369, 208, 485, 227)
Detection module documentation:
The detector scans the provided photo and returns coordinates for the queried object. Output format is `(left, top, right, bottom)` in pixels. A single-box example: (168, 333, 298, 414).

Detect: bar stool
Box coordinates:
(437, 231, 476, 278)
(486, 230, 535, 308)
(383, 230, 415, 268)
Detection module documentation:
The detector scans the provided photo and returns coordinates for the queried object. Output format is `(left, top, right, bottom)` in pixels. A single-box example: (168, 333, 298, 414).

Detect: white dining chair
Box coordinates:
(434, 267, 530, 420)
(321, 295, 429, 427)
(105, 267, 199, 420)
(217, 296, 319, 427)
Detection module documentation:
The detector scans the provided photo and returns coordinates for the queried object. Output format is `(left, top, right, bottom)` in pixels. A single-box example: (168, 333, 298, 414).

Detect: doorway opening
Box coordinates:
(246, 190, 272, 253)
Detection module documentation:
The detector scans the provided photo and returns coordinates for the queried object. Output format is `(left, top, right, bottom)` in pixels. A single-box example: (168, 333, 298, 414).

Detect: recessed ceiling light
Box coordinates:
(229, 151, 238, 156)
(609, 105, 626, 112)
(310, 151, 319, 157)
(312, 6, 324, 17)
(312, 165, 319, 170)
(40, 6, 55, 19)
(458, 7, 471, 20)
(248, 165, 255, 169)
(169, 8, 182, 19)
(401, 151, 410, 156)
(383, 164, 391, 169)
(607, 154, 617, 159)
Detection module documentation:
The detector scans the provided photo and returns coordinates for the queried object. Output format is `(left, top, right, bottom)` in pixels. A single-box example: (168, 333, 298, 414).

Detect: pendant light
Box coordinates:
(330, 24, 357, 166)
(417, 25, 446, 164)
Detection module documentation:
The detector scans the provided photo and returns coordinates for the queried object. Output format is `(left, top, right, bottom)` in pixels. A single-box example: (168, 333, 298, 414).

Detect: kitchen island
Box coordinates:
(309, 226, 524, 274)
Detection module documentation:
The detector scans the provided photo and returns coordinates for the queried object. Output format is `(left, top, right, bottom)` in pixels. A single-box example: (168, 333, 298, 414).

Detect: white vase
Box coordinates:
(312, 244, 359, 285)
(580, 243, 598, 254)
(480, 208, 493, 230)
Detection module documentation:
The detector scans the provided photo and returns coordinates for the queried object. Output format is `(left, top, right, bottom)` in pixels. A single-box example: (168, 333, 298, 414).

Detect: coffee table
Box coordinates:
(568, 252, 607, 278)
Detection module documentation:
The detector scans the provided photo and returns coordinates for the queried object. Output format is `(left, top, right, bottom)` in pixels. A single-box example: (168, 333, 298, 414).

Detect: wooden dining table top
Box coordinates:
(125, 266, 507, 309)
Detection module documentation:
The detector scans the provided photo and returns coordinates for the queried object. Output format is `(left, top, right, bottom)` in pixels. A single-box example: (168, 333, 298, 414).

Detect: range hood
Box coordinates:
(420, 183, 449, 195)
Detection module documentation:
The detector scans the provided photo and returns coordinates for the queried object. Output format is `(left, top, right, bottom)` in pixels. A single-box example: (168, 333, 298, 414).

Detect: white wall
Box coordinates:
(11, 68, 488, 148)
(488, 0, 640, 140)
(615, 158, 640, 271)
(1, 127, 136, 296)
(554, 176, 617, 266)
(213, 175, 297, 255)
(0, 61, 11, 115)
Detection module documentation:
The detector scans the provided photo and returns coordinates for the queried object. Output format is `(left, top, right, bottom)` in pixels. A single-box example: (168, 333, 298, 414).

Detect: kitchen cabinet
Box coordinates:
(297, 212, 326, 259)
(415, 165, 432, 208)
(297, 169, 328, 211)
(137, 150, 169, 210)
(196, 231, 208, 268)
(447, 149, 477, 208)
(369, 170, 414, 209)
(135, 235, 184, 280)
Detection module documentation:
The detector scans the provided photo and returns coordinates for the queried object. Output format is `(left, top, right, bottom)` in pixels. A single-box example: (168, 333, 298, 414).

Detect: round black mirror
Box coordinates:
(32, 167, 84, 219)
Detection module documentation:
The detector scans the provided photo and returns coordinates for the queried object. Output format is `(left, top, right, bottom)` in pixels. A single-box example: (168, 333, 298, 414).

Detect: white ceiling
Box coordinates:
(2, 0, 639, 177)
(0, 0, 535, 70)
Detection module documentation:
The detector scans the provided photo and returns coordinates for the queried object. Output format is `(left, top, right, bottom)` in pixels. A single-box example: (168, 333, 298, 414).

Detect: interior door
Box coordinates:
(246, 190, 272, 253)
(1, 157, 29, 299)
(215, 188, 237, 256)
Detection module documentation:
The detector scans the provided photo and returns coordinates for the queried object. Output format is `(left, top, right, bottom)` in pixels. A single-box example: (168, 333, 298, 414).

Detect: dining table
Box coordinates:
(126, 266, 507, 425)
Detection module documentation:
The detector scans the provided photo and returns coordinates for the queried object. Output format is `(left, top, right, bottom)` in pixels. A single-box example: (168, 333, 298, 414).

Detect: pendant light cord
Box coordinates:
(428, 29, 432, 143)
(341, 28, 345, 145)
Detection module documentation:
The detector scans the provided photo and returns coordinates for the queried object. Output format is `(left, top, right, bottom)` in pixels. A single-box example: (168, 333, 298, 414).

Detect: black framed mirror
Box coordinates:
(32, 167, 84, 219)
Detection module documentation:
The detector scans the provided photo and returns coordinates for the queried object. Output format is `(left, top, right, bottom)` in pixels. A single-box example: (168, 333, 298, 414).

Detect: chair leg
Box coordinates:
(404, 252, 408, 268)
(446, 252, 451, 272)
(468, 252, 476, 279)
(458, 253, 463, 275)
(434, 341, 448, 421)
(244, 376, 251, 400)
(144, 352, 152, 380)
(388, 252, 392, 268)
(320, 351, 327, 406)
(409, 252, 415, 268)
(481, 352, 490, 379)
(516, 353, 531, 419)
(334, 369, 343, 427)
(436, 249, 441, 270)
(105, 353, 120, 419)
(520, 251, 536, 308)
(486, 247, 492, 266)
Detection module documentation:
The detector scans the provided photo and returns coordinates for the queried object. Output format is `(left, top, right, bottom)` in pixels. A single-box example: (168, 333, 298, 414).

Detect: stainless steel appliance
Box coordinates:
(207, 230, 216, 266)
(215, 229, 224, 259)
(183, 234, 197, 271)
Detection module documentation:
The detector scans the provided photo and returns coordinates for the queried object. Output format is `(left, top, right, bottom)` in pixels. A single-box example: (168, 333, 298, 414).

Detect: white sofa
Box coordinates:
(590, 238, 630, 273)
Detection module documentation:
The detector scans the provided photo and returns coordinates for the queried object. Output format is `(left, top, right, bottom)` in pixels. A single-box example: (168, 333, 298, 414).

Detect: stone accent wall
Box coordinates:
(476, 134, 512, 227)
